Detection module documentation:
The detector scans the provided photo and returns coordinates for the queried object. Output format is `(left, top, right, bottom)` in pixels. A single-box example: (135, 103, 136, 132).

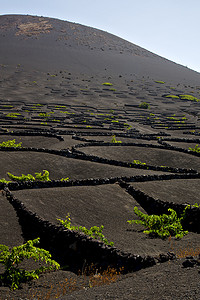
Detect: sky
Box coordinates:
(1, 0, 200, 73)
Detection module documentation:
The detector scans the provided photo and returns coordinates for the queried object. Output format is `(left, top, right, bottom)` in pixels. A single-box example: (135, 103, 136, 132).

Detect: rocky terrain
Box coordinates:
(0, 14, 199, 299)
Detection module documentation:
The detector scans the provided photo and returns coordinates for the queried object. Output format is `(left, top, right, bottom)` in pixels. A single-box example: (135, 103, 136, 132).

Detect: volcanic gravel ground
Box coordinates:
(0, 14, 200, 299)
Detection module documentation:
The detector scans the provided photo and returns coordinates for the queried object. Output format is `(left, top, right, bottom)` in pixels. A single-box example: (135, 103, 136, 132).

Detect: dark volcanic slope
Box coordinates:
(0, 14, 200, 83)
(0, 14, 200, 300)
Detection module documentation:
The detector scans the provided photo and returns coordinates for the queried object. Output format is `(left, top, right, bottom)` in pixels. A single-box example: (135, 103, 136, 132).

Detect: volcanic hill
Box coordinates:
(0, 14, 200, 300)
(0, 14, 200, 83)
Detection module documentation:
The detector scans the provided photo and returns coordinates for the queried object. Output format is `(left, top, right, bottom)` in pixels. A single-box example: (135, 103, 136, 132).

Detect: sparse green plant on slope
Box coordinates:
(0, 178, 11, 184)
(38, 112, 54, 118)
(127, 207, 188, 239)
(35, 170, 51, 181)
(165, 94, 200, 102)
(185, 203, 200, 208)
(188, 144, 200, 153)
(0, 238, 60, 290)
(7, 170, 51, 182)
(139, 102, 150, 109)
(102, 82, 113, 86)
(132, 160, 146, 165)
(3, 105, 13, 108)
(1, 171, 70, 183)
(0, 139, 22, 148)
(58, 214, 114, 246)
(179, 95, 200, 102)
(164, 95, 179, 99)
(155, 80, 165, 84)
(60, 177, 70, 182)
(7, 172, 35, 182)
(111, 135, 122, 143)
(5, 113, 21, 118)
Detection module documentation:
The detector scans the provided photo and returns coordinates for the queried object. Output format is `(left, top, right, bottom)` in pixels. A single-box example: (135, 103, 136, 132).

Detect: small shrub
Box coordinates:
(3, 105, 13, 108)
(0, 139, 22, 148)
(58, 214, 114, 246)
(139, 102, 149, 109)
(111, 135, 122, 143)
(35, 170, 51, 181)
(55, 106, 65, 109)
(5, 113, 21, 118)
(126, 125, 132, 131)
(0, 178, 11, 184)
(188, 144, 200, 153)
(0, 238, 60, 290)
(132, 160, 146, 166)
(38, 112, 52, 118)
(127, 207, 188, 239)
(167, 116, 178, 120)
(102, 82, 113, 86)
(179, 94, 199, 102)
(185, 203, 200, 208)
(155, 80, 165, 84)
(164, 95, 179, 99)
(7, 170, 50, 182)
(7, 172, 36, 182)
(60, 177, 70, 182)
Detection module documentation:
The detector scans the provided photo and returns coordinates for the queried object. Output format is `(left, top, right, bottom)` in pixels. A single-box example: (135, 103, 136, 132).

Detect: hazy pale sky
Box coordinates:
(1, 0, 200, 72)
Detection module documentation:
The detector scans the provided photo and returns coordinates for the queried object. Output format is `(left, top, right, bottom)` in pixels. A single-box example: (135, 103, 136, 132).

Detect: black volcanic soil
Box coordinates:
(0, 14, 200, 300)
